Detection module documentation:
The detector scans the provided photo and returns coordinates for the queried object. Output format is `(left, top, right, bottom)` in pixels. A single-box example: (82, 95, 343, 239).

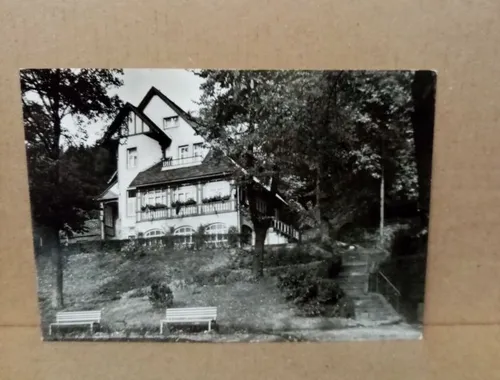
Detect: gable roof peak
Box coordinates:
(137, 86, 200, 130)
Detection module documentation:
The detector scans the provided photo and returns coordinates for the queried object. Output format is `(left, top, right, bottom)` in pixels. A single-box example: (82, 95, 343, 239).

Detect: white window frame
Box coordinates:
(206, 223, 228, 243)
(163, 116, 180, 129)
(173, 186, 194, 203)
(178, 145, 189, 164)
(145, 190, 155, 206)
(205, 181, 229, 199)
(127, 147, 138, 169)
(174, 226, 194, 245)
(145, 229, 163, 238)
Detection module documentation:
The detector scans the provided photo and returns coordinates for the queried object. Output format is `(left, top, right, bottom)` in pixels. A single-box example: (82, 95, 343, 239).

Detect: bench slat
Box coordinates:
(160, 307, 218, 334)
(55, 311, 101, 323)
(166, 311, 217, 315)
(50, 310, 102, 336)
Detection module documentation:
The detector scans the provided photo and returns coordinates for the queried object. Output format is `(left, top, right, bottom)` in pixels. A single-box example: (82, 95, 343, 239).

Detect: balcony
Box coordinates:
(138, 199, 237, 222)
(161, 155, 203, 170)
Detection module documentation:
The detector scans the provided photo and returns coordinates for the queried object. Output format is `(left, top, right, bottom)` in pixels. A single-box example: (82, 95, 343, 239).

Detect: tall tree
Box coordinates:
(341, 71, 415, 239)
(195, 70, 293, 277)
(21, 69, 123, 308)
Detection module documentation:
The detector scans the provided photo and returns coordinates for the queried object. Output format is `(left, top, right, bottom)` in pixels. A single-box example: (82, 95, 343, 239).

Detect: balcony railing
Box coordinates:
(161, 155, 203, 169)
(138, 199, 237, 222)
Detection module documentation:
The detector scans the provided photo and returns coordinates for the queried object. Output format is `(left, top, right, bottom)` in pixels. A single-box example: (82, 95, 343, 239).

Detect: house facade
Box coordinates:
(97, 87, 300, 246)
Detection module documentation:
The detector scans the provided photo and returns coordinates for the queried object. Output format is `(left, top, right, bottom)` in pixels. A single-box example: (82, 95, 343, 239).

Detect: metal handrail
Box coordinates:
(378, 270, 401, 296)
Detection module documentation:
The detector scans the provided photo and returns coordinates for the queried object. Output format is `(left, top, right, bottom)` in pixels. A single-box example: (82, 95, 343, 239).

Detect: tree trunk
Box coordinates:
(315, 164, 330, 242)
(47, 227, 64, 308)
(50, 69, 64, 309)
(379, 167, 385, 244)
(253, 225, 267, 278)
(411, 71, 436, 228)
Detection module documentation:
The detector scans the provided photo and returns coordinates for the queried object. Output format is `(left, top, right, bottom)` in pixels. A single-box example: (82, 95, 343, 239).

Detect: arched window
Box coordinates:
(144, 229, 163, 238)
(206, 223, 228, 243)
(174, 226, 194, 246)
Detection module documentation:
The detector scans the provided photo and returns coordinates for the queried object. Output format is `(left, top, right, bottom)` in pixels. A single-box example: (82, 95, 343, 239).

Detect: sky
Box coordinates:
(84, 69, 204, 145)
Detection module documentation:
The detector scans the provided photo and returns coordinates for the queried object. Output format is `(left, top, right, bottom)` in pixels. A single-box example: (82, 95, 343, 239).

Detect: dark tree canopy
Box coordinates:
(21, 68, 124, 308)
(22, 68, 123, 235)
(195, 70, 425, 244)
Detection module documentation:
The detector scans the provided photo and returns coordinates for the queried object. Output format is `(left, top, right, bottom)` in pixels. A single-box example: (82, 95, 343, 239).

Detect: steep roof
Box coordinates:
(98, 189, 119, 201)
(101, 102, 172, 147)
(137, 86, 201, 133)
(96, 179, 119, 201)
(129, 150, 236, 188)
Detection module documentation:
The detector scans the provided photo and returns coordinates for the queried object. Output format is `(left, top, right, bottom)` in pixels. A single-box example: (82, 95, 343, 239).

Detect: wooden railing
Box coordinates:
(138, 199, 236, 222)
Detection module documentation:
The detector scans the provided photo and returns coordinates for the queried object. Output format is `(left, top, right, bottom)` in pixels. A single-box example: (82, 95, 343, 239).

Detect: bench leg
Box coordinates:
(208, 321, 211, 332)
(90, 323, 93, 335)
(49, 325, 52, 336)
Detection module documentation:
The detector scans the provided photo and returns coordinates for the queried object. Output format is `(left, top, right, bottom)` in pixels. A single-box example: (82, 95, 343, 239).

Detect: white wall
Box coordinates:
(117, 133, 163, 238)
(142, 96, 207, 161)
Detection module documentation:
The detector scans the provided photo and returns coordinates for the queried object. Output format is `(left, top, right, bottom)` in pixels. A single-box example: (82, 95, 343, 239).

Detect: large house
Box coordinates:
(97, 87, 300, 246)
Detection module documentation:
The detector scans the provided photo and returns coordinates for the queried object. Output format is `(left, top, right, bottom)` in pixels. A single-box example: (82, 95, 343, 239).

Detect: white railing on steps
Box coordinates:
(272, 219, 300, 240)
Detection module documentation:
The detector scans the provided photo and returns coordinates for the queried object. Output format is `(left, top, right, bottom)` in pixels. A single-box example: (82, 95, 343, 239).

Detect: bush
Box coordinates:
(228, 226, 239, 247)
(316, 279, 344, 305)
(193, 225, 208, 250)
(277, 271, 348, 317)
(120, 239, 147, 259)
(315, 256, 343, 279)
(227, 248, 253, 269)
(265, 245, 316, 267)
(148, 282, 174, 308)
(277, 270, 318, 304)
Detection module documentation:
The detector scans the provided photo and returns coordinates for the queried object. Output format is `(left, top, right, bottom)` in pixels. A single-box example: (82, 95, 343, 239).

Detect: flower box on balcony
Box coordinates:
(141, 203, 167, 212)
(171, 198, 197, 208)
(201, 194, 231, 204)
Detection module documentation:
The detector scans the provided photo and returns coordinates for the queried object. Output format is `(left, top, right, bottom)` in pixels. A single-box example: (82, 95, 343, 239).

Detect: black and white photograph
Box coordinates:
(21, 68, 436, 342)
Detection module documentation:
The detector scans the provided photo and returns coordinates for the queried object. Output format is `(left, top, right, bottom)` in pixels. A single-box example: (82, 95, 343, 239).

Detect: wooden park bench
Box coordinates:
(160, 307, 217, 334)
(49, 310, 102, 335)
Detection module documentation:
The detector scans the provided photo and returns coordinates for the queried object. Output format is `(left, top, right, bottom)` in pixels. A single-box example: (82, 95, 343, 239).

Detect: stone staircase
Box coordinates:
(338, 245, 403, 324)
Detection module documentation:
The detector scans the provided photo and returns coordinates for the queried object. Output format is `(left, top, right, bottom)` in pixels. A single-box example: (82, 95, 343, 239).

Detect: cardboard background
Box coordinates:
(1, 0, 500, 378)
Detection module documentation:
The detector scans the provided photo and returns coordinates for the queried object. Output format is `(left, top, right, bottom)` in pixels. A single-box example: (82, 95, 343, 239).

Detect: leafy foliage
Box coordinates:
(276, 270, 347, 317)
(148, 282, 174, 308)
(193, 224, 208, 250)
(21, 68, 124, 308)
(22, 68, 124, 235)
(195, 70, 421, 244)
(227, 226, 240, 247)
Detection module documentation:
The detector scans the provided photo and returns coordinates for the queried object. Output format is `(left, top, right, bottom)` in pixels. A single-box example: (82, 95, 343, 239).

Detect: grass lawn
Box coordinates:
(36, 246, 420, 342)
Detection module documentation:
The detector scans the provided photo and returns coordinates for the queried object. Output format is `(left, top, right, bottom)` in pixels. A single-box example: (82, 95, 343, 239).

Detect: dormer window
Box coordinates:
(163, 116, 179, 129)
